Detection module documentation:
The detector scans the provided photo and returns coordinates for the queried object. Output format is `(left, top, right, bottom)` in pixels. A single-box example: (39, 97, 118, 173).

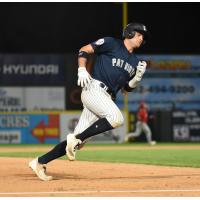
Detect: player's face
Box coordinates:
(131, 32, 144, 48)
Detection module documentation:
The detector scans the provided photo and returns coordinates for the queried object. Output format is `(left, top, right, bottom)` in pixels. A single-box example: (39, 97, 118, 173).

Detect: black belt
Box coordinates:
(99, 83, 116, 100)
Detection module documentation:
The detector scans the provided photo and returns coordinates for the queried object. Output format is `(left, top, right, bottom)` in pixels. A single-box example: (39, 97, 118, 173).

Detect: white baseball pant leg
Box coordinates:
(128, 121, 142, 139)
(73, 106, 99, 145)
(141, 122, 153, 143)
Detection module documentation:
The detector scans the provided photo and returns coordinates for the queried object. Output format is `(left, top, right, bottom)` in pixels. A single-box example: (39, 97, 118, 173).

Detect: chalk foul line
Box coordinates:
(1, 189, 200, 195)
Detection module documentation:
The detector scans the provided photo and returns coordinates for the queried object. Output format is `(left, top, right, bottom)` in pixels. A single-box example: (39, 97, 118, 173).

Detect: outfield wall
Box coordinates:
(0, 110, 200, 144)
(0, 111, 127, 144)
(1, 54, 200, 112)
(129, 110, 200, 143)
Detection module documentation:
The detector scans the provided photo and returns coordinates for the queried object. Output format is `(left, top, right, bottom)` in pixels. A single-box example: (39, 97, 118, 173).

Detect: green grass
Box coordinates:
(77, 149, 200, 168)
(0, 143, 200, 168)
(0, 142, 200, 147)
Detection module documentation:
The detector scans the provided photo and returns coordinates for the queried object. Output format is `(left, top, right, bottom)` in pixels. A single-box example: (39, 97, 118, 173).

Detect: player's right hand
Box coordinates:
(77, 67, 92, 87)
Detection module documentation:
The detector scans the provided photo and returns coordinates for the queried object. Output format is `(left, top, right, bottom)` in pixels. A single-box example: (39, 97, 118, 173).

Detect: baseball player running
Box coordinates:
(125, 101, 156, 145)
(29, 22, 149, 181)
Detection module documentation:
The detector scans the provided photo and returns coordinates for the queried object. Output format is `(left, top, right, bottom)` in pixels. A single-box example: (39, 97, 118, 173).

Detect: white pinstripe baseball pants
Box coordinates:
(73, 79, 124, 137)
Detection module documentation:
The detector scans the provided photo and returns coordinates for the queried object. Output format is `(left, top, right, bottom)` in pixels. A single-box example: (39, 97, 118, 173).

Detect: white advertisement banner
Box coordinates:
(0, 130, 21, 144)
(0, 87, 65, 111)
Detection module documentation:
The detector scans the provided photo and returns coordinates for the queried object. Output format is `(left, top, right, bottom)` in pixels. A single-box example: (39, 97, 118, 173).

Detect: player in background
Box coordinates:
(125, 101, 156, 145)
(29, 22, 149, 181)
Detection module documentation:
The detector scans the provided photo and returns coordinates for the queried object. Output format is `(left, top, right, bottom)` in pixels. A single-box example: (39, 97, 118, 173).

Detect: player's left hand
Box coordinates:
(77, 67, 92, 87)
(135, 61, 147, 81)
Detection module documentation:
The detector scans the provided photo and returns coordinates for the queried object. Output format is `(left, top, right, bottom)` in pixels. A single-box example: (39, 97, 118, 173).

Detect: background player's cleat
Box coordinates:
(124, 135, 129, 142)
(149, 140, 156, 145)
(29, 158, 53, 181)
(66, 133, 82, 161)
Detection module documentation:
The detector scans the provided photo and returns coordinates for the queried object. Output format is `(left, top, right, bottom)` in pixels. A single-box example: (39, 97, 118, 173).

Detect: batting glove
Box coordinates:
(128, 61, 147, 89)
(135, 61, 147, 82)
(77, 67, 92, 88)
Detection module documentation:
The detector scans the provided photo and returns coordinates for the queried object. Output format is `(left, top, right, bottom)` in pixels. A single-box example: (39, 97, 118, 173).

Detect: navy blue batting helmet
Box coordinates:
(123, 22, 149, 44)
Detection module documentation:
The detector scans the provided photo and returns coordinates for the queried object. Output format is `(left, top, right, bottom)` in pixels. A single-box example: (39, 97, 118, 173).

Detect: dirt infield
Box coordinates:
(0, 145, 200, 197)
